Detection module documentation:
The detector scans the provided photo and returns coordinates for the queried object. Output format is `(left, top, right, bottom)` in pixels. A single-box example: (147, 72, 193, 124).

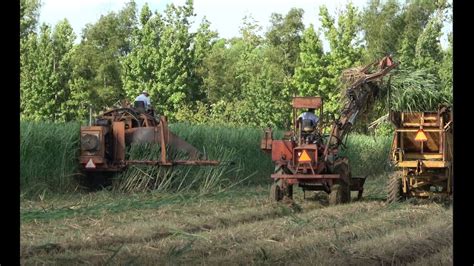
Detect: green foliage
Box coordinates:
(200, 39, 244, 104)
(396, 0, 440, 68)
(189, 17, 219, 102)
(121, 0, 196, 120)
(339, 134, 392, 177)
(19, 0, 452, 134)
(414, 13, 444, 74)
(20, 0, 41, 38)
(362, 0, 404, 61)
(318, 3, 363, 116)
(20, 121, 80, 196)
(266, 8, 305, 76)
(71, 1, 138, 116)
(439, 33, 452, 93)
(20, 20, 77, 122)
(235, 46, 291, 128)
(388, 69, 451, 111)
(292, 24, 326, 97)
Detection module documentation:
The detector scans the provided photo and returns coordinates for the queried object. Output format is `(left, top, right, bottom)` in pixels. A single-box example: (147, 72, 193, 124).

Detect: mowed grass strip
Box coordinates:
(20, 189, 451, 265)
(21, 187, 312, 254)
(154, 203, 445, 265)
(21, 201, 386, 263)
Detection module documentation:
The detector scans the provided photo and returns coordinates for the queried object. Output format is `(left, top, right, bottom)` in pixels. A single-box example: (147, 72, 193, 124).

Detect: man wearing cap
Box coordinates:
(135, 91, 151, 110)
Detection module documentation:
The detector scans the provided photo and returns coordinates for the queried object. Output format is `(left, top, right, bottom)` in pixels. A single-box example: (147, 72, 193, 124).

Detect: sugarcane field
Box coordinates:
(20, 0, 453, 265)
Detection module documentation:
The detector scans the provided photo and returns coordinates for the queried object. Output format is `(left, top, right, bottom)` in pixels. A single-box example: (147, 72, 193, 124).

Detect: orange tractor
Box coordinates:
(261, 56, 398, 204)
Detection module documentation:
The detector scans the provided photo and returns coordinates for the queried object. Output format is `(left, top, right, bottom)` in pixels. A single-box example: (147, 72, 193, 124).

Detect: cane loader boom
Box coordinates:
(261, 56, 398, 204)
(323, 56, 398, 162)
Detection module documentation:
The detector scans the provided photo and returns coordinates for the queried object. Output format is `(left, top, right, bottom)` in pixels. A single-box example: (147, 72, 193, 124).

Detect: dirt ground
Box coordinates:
(20, 175, 452, 265)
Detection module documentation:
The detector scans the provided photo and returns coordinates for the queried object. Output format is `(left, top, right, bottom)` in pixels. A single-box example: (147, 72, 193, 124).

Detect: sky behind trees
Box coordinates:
(38, 0, 451, 50)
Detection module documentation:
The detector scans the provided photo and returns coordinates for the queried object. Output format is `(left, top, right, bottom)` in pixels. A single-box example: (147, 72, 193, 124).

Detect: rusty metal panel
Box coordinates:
(126, 160, 219, 166)
(399, 131, 440, 153)
(80, 126, 106, 158)
(113, 121, 125, 161)
(260, 129, 273, 150)
(292, 97, 322, 109)
(271, 140, 294, 161)
(401, 112, 440, 127)
(125, 127, 157, 145)
(80, 156, 105, 165)
(271, 173, 340, 179)
(168, 131, 202, 160)
(397, 161, 450, 168)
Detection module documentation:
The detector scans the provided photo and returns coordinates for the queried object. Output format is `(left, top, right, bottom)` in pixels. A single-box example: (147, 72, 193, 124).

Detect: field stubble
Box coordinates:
(21, 174, 452, 265)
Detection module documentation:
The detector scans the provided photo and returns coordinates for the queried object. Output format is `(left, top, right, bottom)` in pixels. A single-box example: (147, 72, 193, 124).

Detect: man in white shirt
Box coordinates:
(135, 91, 151, 110)
(298, 108, 319, 128)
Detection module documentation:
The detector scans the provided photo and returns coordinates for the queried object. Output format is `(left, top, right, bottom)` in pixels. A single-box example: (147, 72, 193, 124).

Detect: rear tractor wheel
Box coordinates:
(329, 159, 351, 205)
(387, 171, 405, 203)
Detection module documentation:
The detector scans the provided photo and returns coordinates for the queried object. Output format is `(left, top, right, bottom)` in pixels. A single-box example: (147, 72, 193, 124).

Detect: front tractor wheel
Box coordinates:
(329, 182, 350, 205)
(271, 182, 283, 201)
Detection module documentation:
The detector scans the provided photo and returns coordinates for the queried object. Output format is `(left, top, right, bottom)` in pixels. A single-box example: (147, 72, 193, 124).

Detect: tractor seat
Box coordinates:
(134, 101, 146, 113)
(301, 119, 315, 132)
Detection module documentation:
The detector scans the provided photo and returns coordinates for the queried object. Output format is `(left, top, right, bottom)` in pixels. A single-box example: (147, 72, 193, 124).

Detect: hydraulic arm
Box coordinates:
(323, 56, 398, 161)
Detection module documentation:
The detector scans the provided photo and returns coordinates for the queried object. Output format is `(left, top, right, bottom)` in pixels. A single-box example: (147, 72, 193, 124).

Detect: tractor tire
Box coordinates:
(286, 184, 293, 199)
(80, 172, 113, 191)
(273, 168, 293, 200)
(329, 182, 350, 205)
(271, 182, 283, 201)
(387, 172, 405, 203)
(330, 158, 351, 205)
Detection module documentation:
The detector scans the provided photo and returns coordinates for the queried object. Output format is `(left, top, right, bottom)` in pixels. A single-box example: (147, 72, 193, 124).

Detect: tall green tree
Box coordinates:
(20, 20, 76, 121)
(189, 17, 219, 102)
(439, 32, 452, 98)
(71, 1, 138, 113)
(20, 0, 41, 38)
(414, 13, 443, 74)
(319, 3, 363, 115)
(200, 38, 246, 104)
(122, 0, 196, 119)
(292, 24, 327, 97)
(361, 0, 404, 61)
(236, 47, 290, 128)
(396, 0, 440, 68)
(266, 8, 305, 76)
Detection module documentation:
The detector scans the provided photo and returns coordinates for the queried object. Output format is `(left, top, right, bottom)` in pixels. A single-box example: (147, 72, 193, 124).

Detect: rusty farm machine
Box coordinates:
(79, 106, 219, 185)
(261, 56, 398, 205)
(387, 107, 453, 202)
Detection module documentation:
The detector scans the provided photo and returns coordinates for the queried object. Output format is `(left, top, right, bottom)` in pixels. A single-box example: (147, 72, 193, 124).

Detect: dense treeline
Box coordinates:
(20, 0, 452, 130)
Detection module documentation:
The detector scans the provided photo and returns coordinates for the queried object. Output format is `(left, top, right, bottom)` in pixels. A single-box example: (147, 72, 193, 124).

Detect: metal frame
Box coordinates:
(390, 107, 453, 198)
(79, 107, 219, 175)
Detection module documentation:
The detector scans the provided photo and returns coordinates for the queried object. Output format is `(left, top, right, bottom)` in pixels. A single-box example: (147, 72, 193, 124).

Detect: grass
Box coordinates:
(387, 68, 452, 112)
(338, 134, 393, 177)
(20, 121, 393, 197)
(20, 121, 80, 196)
(20, 172, 452, 265)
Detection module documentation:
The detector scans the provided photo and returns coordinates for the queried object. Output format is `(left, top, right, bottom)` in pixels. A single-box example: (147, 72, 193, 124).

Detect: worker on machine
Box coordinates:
(298, 108, 320, 144)
(134, 91, 155, 116)
(135, 91, 151, 109)
(298, 108, 319, 131)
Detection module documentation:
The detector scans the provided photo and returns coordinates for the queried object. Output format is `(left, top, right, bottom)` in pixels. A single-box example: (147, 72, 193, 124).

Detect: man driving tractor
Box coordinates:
(298, 108, 319, 131)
